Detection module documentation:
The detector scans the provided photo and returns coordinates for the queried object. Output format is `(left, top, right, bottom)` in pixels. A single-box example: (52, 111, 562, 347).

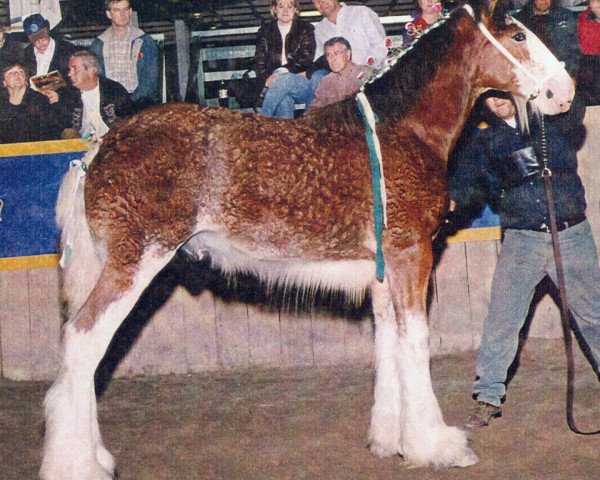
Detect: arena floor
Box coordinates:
(1, 338, 599, 480)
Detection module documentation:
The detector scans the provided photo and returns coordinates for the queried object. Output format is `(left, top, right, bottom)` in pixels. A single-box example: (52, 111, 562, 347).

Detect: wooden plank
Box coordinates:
(344, 317, 374, 365)
(181, 288, 219, 372)
(464, 240, 499, 348)
(27, 268, 61, 381)
(130, 286, 189, 376)
(0, 269, 32, 380)
(279, 309, 314, 367)
(214, 298, 250, 369)
(429, 242, 471, 355)
(310, 309, 346, 366)
(247, 304, 282, 368)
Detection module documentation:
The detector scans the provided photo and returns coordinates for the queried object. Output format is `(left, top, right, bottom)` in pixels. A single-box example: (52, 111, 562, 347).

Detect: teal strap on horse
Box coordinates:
(356, 91, 387, 282)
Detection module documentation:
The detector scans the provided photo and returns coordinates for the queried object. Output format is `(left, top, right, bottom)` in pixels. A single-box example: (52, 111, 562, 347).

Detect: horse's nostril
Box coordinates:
(546, 89, 554, 99)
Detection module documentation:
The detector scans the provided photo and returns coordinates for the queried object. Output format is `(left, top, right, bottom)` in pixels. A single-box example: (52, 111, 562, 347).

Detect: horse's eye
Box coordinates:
(512, 32, 526, 42)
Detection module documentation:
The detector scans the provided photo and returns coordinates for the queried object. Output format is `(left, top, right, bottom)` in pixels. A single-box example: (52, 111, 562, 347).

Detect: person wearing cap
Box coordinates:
(90, 0, 158, 111)
(0, 62, 60, 143)
(58, 50, 134, 141)
(449, 91, 600, 430)
(20, 13, 78, 84)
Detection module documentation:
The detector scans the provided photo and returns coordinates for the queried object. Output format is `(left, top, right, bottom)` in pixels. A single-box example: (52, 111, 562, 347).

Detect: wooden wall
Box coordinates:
(1, 107, 599, 381)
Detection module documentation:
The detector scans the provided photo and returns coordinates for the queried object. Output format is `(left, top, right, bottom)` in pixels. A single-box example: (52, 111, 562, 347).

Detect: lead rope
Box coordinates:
(540, 115, 600, 435)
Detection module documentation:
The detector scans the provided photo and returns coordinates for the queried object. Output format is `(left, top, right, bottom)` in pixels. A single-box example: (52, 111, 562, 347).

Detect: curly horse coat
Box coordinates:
(41, 1, 575, 478)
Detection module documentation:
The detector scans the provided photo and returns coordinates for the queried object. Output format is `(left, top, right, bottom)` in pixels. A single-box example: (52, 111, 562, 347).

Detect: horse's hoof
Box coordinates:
(453, 447, 479, 468)
(368, 440, 399, 459)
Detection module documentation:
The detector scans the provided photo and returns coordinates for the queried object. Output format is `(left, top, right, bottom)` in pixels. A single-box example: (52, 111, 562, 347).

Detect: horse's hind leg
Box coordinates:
(40, 248, 176, 480)
(369, 240, 478, 468)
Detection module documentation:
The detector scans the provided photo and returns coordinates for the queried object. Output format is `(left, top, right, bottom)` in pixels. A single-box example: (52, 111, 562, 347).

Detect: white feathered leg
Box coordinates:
(40, 248, 176, 480)
(396, 311, 478, 468)
(368, 241, 478, 468)
(368, 277, 401, 457)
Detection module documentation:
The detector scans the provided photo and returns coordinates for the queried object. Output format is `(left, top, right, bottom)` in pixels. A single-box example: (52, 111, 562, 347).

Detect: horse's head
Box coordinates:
(470, 0, 574, 115)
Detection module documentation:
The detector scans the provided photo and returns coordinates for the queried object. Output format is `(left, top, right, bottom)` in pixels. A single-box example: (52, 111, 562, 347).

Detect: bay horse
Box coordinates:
(41, 0, 574, 478)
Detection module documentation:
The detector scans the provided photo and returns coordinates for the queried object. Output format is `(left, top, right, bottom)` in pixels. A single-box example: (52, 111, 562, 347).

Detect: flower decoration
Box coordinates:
(405, 22, 417, 35)
(367, 56, 375, 66)
(384, 36, 393, 48)
(138, 52, 144, 60)
(433, 2, 443, 13)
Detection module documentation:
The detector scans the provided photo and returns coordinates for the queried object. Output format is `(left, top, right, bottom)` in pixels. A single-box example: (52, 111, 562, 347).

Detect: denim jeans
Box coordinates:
(260, 70, 327, 118)
(474, 220, 600, 406)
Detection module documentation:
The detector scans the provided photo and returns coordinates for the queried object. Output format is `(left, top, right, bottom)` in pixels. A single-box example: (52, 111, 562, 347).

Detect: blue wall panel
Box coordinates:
(0, 148, 86, 259)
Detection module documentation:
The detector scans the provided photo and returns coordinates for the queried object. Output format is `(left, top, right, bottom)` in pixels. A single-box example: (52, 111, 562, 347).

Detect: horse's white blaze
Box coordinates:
(510, 18, 574, 114)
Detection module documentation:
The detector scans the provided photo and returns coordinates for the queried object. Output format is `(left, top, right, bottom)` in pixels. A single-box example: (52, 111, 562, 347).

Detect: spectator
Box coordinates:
(0, 62, 59, 143)
(450, 91, 600, 429)
(513, 0, 580, 76)
(260, 0, 387, 118)
(403, 0, 443, 47)
(312, 0, 388, 70)
(309, 37, 366, 110)
(90, 0, 159, 111)
(578, 0, 600, 54)
(254, 0, 315, 114)
(20, 14, 77, 85)
(576, 0, 600, 105)
(60, 51, 134, 141)
(0, 23, 22, 70)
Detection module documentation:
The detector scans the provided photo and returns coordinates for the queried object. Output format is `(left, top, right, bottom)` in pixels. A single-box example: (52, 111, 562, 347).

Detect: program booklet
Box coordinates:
(29, 70, 67, 92)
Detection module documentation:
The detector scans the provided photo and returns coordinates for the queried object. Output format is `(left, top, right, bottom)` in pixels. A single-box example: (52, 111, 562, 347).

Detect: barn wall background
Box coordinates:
(1, 106, 599, 381)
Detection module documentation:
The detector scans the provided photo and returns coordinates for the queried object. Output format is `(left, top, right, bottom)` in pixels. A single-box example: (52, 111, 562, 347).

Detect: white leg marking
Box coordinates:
(41, 249, 175, 480)
(368, 278, 402, 458)
(397, 311, 478, 468)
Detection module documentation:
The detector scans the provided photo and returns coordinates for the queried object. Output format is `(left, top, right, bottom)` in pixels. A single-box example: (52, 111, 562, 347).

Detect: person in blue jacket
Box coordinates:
(90, 0, 158, 111)
(451, 90, 600, 429)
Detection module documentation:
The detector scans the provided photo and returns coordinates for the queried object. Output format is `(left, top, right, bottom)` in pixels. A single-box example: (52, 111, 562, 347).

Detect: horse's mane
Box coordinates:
(305, 0, 511, 133)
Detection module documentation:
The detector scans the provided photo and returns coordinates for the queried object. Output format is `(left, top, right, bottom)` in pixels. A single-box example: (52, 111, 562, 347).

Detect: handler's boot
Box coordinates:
(465, 401, 501, 429)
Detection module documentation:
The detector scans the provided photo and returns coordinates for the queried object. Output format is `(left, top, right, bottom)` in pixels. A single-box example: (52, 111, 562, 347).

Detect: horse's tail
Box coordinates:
(56, 145, 103, 321)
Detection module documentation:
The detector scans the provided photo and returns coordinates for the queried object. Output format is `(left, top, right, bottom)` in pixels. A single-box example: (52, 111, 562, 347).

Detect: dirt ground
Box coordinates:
(1, 338, 599, 480)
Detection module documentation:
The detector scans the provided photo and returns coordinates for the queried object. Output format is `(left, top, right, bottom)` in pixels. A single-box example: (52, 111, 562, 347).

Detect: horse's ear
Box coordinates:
(479, 0, 510, 28)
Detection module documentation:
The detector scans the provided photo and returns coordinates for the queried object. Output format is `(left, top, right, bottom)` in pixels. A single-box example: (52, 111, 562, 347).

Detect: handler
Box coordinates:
(450, 90, 600, 429)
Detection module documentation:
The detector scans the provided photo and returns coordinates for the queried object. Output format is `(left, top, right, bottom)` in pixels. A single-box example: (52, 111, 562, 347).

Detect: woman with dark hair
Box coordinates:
(0, 62, 60, 143)
(254, 0, 316, 117)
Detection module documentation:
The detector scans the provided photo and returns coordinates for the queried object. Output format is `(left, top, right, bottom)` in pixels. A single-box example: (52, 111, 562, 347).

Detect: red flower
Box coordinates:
(384, 36, 392, 48)
(367, 56, 375, 66)
(138, 52, 144, 60)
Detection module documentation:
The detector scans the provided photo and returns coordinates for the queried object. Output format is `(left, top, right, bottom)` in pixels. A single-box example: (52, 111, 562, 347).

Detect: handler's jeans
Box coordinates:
(474, 220, 600, 406)
(260, 70, 327, 118)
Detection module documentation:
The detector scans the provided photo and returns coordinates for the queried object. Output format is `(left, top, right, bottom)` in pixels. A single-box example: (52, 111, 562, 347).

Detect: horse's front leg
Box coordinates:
(369, 241, 478, 468)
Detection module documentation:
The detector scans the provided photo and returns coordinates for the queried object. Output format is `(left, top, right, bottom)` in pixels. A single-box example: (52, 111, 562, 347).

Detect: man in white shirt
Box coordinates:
(312, 0, 388, 68)
(260, 0, 387, 118)
(61, 51, 134, 141)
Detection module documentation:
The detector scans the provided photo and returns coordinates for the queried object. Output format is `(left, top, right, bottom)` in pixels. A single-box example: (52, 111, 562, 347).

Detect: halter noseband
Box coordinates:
(462, 4, 566, 100)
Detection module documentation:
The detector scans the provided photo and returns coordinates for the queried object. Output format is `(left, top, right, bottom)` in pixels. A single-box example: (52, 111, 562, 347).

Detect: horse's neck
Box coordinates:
(403, 31, 483, 162)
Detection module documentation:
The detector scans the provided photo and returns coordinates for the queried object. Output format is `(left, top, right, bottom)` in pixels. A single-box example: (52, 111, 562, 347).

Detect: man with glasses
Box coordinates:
(309, 36, 366, 110)
(90, 0, 158, 111)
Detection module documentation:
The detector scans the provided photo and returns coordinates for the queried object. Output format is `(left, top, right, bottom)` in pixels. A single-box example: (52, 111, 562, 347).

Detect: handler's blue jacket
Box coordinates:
(450, 97, 587, 231)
